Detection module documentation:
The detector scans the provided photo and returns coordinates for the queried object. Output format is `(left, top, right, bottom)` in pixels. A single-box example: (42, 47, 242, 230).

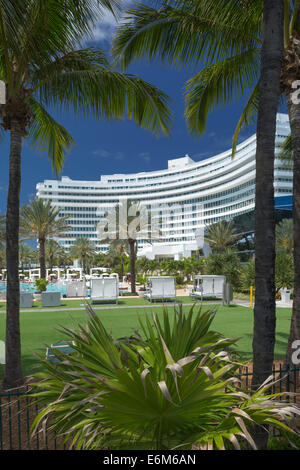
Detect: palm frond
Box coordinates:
(279, 134, 293, 167)
(27, 98, 74, 175)
(232, 82, 260, 157)
(112, 1, 262, 71)
(185, 49, 260, 135)
(35, 64, 172, 137)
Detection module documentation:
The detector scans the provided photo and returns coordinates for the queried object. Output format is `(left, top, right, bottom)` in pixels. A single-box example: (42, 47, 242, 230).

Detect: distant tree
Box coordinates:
(276, 218, 293, 254)
(275, 252, 294, 293)
(240, 257, 255, 292)
(205, 249, 242, 290)
(99, 200, 152, 293)
(107, 239, 129, 280)
(20, 199, 70, 279)
(70, 237, 97, 274)
(205, 220, 239, 253)
(46, 239, 64, 273)
(18, 243, 33, 273)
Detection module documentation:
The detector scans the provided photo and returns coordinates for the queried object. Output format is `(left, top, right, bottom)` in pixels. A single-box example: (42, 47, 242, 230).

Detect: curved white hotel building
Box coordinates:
(36, 113, 292, 260)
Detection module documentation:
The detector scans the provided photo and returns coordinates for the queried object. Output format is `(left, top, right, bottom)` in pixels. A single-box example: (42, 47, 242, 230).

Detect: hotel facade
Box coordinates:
(36, 113, 292, 260)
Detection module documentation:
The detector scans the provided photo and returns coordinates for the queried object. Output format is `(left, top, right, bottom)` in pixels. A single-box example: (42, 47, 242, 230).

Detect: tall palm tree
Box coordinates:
(69, 237, 97, 274)
(0, 1, 171, 389)
(18, 243, 32, 273)
(204, 220, 239, 253)
(99, 200, 147, 293)
(108, 239, 129, 280)
(46, 239, 64, 274)
(19, 199, 71, 280)
(112, 0, 300, 368)
(113, 0, 284, 448)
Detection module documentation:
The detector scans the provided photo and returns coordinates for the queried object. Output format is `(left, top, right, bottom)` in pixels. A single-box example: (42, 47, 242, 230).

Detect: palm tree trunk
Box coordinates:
(49, 255, 53, 274)
(129, 239, 136, 294)
(252, 0, 284, 450)
(285, 92, 300, 364)
(3, 120, 24, 389)
(39, 238, 46, 279)
(120, 253, 124, 281)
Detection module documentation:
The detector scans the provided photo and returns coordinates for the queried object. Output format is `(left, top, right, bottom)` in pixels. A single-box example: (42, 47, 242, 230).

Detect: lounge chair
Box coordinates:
(45, 341, 76, 363)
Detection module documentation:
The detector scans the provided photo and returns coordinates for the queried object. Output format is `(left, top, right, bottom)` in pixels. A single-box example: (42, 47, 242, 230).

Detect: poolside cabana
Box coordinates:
(190, 275, 230, 305)
(90, 277, 119, 304)
(144, 276, 176, 302)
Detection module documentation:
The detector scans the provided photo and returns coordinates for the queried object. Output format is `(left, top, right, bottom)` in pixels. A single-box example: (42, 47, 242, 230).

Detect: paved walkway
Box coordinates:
(233, 299, 293, 309)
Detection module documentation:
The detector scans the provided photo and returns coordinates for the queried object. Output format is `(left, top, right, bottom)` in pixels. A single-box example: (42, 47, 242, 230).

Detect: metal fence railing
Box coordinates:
(0, 364, 299, 450)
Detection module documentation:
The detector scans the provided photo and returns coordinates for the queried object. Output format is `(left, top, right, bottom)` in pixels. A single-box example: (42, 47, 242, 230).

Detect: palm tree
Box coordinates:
(19, 199, 71, 280)
(107, 239, 129, 280)
(99, 200, 149, 293)
(113, 1, 284, 448)
(69, 237, 97, 274)
(18, 243, 32, 273)
(112, 0, 300, 369)
(276, 218, 293, 254)
(0, 1, 171, 389)
(46, 239, 64, 274)
(204, 220, 239, 253)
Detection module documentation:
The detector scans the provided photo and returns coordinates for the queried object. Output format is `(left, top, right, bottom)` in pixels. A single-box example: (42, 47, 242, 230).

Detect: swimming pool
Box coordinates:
(0, 281, 68, 296)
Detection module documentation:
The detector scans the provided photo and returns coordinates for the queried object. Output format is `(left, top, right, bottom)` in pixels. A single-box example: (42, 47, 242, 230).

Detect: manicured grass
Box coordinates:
(0, 303, 292, 378)
(0, 295, 196, 310)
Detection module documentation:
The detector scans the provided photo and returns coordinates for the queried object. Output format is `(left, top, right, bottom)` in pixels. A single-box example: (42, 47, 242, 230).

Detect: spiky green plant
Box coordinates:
(28, 305, 300, 450)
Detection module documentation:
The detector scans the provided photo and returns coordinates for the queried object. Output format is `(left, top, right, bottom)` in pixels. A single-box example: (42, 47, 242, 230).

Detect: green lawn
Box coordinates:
(0, 303, 292, 378)
(0, 295, 196, 310)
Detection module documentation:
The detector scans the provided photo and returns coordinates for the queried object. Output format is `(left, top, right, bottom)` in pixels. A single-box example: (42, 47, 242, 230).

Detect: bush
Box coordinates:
(175, 274, 184, 285)
(29, 305, 299, 450)
(35, 278, 48, 292)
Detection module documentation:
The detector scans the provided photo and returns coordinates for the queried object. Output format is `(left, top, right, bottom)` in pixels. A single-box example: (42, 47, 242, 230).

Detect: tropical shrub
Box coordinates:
(275, 251, 294, 293)
(29, 305, 299, 450)
(205, 249, 242, 290)
(35, 278, 48, 293)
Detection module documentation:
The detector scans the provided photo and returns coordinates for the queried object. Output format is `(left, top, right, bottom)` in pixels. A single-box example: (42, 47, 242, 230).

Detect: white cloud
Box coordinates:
(93, 149, 110, 158)
(93, 148, 124, 160)
(89, 0, 133, 44)
(138, 152, 151, 162)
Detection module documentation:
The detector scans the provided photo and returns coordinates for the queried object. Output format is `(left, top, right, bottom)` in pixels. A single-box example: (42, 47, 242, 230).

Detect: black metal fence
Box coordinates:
(0, 364, 299, 450)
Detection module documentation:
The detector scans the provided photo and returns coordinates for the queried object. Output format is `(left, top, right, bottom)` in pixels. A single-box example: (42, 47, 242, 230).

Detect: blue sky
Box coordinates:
(0, 1, 286, 216)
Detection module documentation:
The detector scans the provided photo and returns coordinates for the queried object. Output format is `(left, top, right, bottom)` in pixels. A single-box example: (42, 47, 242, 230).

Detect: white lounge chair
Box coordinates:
(144, 276, 176, 302)
(90, 277, 118, 304)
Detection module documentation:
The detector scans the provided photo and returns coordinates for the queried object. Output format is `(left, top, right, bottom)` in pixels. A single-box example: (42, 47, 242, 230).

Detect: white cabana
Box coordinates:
(29, 268, 41, 281)
(46, 268, 64, 280)
(89, 267, 109, 277)
(90, 277, 119, 304)
(190, 275, 227, 304)
(144, 276, 176, 302)
(67, 281, 87, 298)
(66, 268, 83, 280)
